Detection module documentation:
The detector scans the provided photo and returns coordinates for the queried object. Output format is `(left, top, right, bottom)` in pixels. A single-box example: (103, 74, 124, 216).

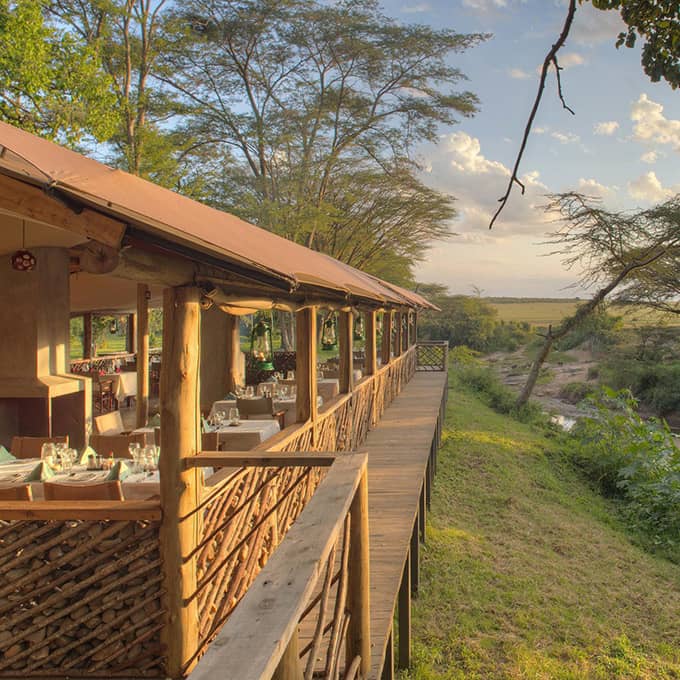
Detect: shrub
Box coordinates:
(567, 387, 680, 551)
(559, 381, 594, 404)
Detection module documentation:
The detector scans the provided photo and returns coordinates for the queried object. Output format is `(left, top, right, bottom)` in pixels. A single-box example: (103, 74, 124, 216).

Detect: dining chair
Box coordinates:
(94, 410, 126, 435)
(89, 372, 115, 413)
(202, 431, 261, 452)
(10, 436, 69, 460)
(0, 484, 32, 501)
(44, 480, 124, 501)
(236, 397, 286, 430)
(89, 433, 148, 458)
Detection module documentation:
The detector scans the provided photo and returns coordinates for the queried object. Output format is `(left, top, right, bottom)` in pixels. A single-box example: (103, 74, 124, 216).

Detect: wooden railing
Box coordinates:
(189, 454, 370, 680)
(416, 341, 449, 372)
(0, 502, 163, 678)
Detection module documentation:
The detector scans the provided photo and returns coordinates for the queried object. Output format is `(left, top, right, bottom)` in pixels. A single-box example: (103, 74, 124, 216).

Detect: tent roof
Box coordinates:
(0, 121, 434, 310)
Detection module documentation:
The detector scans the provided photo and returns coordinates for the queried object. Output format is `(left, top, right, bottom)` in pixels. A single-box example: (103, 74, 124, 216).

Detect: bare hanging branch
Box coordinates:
(489, 0, 577, 230)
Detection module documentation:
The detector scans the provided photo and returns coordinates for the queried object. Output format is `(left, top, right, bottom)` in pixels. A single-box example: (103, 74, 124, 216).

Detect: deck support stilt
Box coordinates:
(410, 517, 419, 595)
(419, 483, 426, 543)
(425, 459, 431, 510)
(381, 629, 394, 680)
(398, 552, 411, 669)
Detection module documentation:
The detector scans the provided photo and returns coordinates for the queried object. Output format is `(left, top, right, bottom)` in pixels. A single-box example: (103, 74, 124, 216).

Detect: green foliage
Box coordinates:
(558, 380, 595, 403)
(568, 387, 680, 552)
(589, 0, 680, 89)
(555, 307, 623, 352)
(419, 293, 532, 352)
(0, 0, 117, 143)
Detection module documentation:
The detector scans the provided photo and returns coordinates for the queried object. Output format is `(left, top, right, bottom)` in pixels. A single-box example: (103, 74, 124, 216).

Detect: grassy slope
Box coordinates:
(404, 382, 680, 679)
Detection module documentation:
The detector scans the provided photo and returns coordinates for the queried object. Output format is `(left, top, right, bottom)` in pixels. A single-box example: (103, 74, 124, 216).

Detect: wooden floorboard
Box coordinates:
(364, 372, 447, 680)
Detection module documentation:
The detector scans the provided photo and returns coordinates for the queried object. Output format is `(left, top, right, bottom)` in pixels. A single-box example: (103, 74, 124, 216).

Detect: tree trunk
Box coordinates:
(515, 332, 554, 408)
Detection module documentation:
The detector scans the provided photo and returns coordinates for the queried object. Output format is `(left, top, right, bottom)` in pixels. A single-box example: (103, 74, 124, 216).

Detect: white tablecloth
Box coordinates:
(211, 398, 297, 427)
(213, 419, 280, 441)
(103, 372, 137, 402)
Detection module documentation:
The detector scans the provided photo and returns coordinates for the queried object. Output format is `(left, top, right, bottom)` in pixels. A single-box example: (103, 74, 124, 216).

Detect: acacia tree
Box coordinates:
(0, 0, 116, 143)
(516, 193, 680, 408)
(161, 0, 484, 279)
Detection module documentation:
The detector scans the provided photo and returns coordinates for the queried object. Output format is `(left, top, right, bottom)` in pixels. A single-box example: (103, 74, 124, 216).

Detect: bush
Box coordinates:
(454, 363, 544, 424)
(567, 387, 680, 552)
(559, 381, 594, 404)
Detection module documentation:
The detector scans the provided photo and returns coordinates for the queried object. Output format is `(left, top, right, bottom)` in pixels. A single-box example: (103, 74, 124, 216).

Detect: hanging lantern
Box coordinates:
(353, 314, 364, 341)
(109, 317, 119, 335)
(321, 314, 337, 350)
(250, 317, 274, 370)
(10, 221, 36, 272)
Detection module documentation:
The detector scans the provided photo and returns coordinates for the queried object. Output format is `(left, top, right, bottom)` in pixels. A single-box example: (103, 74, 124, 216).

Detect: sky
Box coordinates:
(380, 0, 680, 297)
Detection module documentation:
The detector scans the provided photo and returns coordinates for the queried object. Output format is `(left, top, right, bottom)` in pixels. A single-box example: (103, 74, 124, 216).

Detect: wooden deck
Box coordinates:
(364, 371, 448, 679)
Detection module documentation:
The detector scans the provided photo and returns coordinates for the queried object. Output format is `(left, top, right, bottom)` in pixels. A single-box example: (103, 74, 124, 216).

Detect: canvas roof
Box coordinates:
(0, 121, 434, 310)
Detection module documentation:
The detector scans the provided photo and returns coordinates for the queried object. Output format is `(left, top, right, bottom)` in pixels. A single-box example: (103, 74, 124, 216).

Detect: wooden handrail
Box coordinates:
(189, 453, 369, 680)
(0, 500, 161, 520)
(185, 451, 337, 468)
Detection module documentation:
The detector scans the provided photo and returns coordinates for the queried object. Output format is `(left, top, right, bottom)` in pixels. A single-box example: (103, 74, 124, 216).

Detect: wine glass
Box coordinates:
(41, 443, 56, 467)
(279, 385, 288, 398)
(129, 442, 141, 471)
(286, 370, 295, 381)
(229, 407, 240, 426)
(245, 385, 254, 398)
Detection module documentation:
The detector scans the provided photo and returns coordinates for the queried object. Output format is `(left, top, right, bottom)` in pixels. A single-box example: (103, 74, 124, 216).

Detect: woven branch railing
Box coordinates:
(0, 515, 164, 677)
(188, 454, 370, 680)
(416, 341, 449, 372)
(189, 462, 327, 659)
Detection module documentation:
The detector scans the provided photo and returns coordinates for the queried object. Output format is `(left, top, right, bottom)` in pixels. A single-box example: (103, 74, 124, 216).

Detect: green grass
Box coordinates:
(402, 378, 680, 679)
(489, 300, 680, 329)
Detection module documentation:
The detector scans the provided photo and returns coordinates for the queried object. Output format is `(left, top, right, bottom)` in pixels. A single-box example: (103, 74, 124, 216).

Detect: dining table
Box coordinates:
(103, 371, 137, 404)
(211, 397, 297, 427)
(317, 378, 340, 402)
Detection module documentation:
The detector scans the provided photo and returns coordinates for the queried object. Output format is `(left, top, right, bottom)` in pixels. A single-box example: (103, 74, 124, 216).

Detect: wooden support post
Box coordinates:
(127, 313, 136, 354)
(394, 311, 402, 357)
(419, 482, 426, 544)
(136, 284, 150, 428)
(272, 628, 302, 680)
(398, 552, 412, 669)
(365, 311, 377, 375)
(425, 459, 432, 510)
(159, 286, 201, 678)
(346, 466, 371, 677)
(83, 313, 92, 359)
(295, 307, 317, 424)
(381, 312, 392, 366)
(410, 517, 419, 595)
(338, 310, 353, 393)
(225, 313, 242, 392)
(381, 629, 394, 680)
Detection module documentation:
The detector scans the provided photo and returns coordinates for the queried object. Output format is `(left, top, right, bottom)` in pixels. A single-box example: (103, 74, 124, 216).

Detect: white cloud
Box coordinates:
(577, 178, 614, 197)
(534, 126, 548, 135)
(400, 2, 431, 12)
(558, 52, 586, 69)
(571, 2, 626, 46)
(640, 151, 658, 164)
(461, 0, 508, 11)
(594, 121, 619, 136)
(509, 68, 532, 80)
(551, 131, 580, 145)
(445, 132, 510, 175)
(628, 171, 678, 203)
(631, 94, 680, 151)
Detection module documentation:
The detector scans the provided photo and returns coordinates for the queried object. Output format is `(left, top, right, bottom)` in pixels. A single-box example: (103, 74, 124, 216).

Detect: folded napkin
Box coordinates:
(25, 461, 55, 482)
(147, 413, 161, 427)
(79, 446, 97, 465)
(106, 460, 130, 482)
(223, 392, 237, 400)
(0, 446, 15, 463)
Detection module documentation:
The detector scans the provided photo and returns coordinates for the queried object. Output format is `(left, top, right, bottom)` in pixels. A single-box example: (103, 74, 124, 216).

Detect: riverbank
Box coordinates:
(402, 380, 680, 679)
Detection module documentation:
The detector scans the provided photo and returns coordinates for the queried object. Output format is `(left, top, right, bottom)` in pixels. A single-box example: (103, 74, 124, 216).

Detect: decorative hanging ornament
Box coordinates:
(11, 221, 36, 272)
(321, 314, 338, 350)
(109, 317, 119, 334)
(250, 316, 274, 370)
(353, 314, 364, 341)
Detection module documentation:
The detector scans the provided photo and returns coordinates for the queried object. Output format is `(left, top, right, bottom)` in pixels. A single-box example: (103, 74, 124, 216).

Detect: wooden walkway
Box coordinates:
(363, 371, 448, 679)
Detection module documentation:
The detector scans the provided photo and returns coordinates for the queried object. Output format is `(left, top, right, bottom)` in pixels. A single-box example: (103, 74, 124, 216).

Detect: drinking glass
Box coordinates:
(290, 385, 297, 397)
(235, 384, 245, 397)
(245, 385, 254, 398)
(217, 410, 227, 426)
(279, 385, 288, 398)
(129, 442, 141, 471)
(286, 370, 295, 381)
(229, 408, 240, 426)
(41, 443, 56, 467)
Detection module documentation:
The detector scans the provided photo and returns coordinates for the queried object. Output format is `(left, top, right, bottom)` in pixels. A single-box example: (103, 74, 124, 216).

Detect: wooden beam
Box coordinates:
(365, 311, 377, 376)
(159, 285, 201, 678)
(0, 500, 160, 521)
(272, 628, 302, 680)
(225, 313, 242, 392)
(381, 312, 392, 366)
(83, 312, 92, 359)
(185, 452, 336, 468)
(346, 465, 371, 677)
(338, 310, 353, 394)
(394, 311, 403, 357)
(0, 173, 125, 248)
(136, 284, 150, 428)
(295, 307, 317, 425)
(398, 551, 411, 669)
